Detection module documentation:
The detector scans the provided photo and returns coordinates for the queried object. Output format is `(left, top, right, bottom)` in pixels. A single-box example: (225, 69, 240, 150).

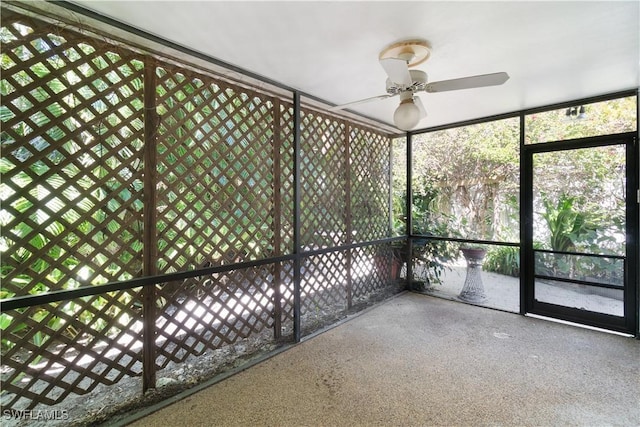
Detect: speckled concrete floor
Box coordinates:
(128, 293, 639, 427)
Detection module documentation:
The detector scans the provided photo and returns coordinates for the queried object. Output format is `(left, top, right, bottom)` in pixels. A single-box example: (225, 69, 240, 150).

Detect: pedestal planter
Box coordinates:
(458, 247, 487, 303)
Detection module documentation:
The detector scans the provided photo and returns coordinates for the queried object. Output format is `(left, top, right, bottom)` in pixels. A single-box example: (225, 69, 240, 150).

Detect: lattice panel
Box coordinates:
(351, 244, 394, 300)
(0, 288, 144, 410)
(350, 126, 391, 242)
(300, 110, 347, 249)
(155, 64, 277, 273)
(276, 103, 295, 255)
(0, 11, 145, 297)
(300, 252, 347, 333)
(155, 266, 276, 367)
(0, 6, 399, 415)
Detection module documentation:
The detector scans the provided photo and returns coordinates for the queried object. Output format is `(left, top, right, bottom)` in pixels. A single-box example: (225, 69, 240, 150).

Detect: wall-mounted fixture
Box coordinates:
(565, 105, 587, 120)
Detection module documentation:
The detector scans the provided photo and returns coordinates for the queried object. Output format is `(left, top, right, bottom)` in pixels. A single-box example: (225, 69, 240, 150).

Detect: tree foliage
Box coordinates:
(393, 96, 635, 284)
(410, 117, 520, 241)
(400, 96, 635, 248)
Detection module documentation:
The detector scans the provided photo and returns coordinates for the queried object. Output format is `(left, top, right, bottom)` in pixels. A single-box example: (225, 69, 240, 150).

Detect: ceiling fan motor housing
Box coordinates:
(386, 70, 428, 95)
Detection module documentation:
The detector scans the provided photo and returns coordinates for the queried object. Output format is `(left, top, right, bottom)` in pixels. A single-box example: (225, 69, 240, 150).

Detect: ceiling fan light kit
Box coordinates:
(331, 38, 510, 131)
(394, 92, 422, 131)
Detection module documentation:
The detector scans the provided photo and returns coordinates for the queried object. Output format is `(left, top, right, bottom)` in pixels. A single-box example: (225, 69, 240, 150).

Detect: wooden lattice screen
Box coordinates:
(351, 244, 395, 300)
(0, 12, 145, 294)
(0, 7, 396, 414)
(350, 125, 391, 242)
(300, 110, 347, 249)
(154, 63, 282, 271)
(297, 111, 395, 334)
(0, 10, 147, 410)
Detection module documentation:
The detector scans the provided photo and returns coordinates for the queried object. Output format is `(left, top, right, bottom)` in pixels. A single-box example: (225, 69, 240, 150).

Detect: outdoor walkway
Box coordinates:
(423, 259, 623, 316)
(123, 293, 639, 426)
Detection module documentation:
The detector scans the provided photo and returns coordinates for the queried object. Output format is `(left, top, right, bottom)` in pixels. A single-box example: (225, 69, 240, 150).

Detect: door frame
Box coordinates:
(521, 132, 639, 335)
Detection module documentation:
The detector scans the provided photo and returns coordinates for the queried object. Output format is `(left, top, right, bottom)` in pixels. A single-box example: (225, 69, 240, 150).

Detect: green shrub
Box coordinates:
(484, 246, 520, 277)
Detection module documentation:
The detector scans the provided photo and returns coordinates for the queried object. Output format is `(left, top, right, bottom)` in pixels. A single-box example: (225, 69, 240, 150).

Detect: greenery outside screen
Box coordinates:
(525, 96, 637, 144)
(409, 117, 520, 242)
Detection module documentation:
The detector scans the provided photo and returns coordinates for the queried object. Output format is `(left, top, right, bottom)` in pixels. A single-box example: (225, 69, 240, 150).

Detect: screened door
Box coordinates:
(523, 135, 638, 334)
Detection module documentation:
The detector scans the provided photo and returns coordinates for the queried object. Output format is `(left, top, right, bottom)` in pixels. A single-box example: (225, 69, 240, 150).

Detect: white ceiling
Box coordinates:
(68, 1, 639, 131)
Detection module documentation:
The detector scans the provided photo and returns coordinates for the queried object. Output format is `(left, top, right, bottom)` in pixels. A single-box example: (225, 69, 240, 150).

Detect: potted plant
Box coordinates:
(390, 241, 410, 280)
(408, 176, 459, 290)
(410, 235, 458, 291)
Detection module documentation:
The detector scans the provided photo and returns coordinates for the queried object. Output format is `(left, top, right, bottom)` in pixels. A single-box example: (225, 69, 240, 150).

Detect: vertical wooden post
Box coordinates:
(142, 57, 158, 392)
(344, 122, 353, 309)
(272, 99, 282, 340)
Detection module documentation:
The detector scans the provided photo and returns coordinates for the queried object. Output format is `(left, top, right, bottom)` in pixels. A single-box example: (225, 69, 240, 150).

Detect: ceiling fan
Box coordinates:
(330, 39, 510, 131)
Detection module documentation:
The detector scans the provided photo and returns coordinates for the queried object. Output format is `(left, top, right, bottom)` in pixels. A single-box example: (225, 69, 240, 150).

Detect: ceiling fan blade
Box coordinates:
(379, 57, 413, 86)
(414, 96, 427, 119)
(329, 93, 395, 111)
(425, 72, 509, 93)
